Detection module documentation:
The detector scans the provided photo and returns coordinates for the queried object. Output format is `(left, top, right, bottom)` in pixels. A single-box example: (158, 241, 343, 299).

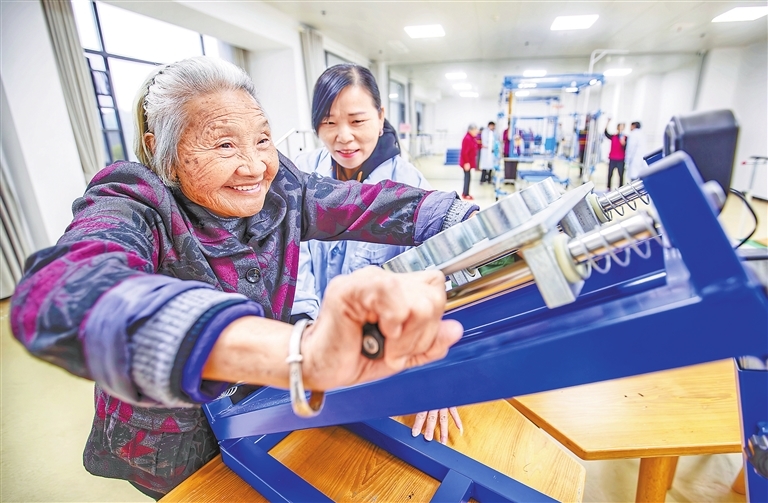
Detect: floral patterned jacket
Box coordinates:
(10, 153, 473, 495)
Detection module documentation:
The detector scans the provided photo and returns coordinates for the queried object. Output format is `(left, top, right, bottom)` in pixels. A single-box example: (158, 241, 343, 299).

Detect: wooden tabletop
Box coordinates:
(162, 400, 586, 502)
(508, 359, 742, 460)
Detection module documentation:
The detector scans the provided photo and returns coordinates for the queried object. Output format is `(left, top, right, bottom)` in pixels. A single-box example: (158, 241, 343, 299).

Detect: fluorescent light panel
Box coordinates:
(604, 68, 632, 76)
(515, 91, 530, 97)
(551, 15, 599, 31)
(459, 91, 479, 98)
(518, 82, 537, 89)
(404, 24, 445, 38)
(712, 6, 768, 22)
(523, 70, 547, 77)
(565, 87, 579, 93)
(452, 83, 472, 91)
(445, 71, 466, 80)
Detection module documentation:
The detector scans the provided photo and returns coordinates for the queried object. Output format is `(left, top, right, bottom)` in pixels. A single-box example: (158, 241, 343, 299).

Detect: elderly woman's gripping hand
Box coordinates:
(302, 267, 462, 389)
(202, 267, 462, 392)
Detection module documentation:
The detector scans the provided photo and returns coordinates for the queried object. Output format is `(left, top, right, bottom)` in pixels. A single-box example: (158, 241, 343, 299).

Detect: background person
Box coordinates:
(625, 121, 647, 181)
(479, 121, 496, 184)
(9, 56, 464, 499)
(502, 120, 511, 157)
(604, 118, 627, 188)
(292, 64, 473, 443)
(459, 123, 480, 200)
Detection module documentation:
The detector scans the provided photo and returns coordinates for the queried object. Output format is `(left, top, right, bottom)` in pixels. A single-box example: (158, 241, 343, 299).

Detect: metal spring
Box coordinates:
(598, 179, 651, 219)
(217, 383, 244, 399)
(567, 212, 661, 279)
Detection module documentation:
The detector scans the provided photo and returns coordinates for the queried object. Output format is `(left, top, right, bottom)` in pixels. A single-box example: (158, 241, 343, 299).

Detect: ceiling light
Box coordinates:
(389, 93, 398, 99)
(445, 71, 467, 80)
(515, 91, 530, 97)
(523, 70, 547, 78)
(604, 68, 632, 76)
(459, 91, 479, 98)
(712, 6, 768, 22)
(518, 82, 537, 89)
(404, 24, 445, 39)
(452, 83, 472, 91)
(565, 87, 579, 93)
(550, 14, 599, 31)
(589, 78, 599, 85)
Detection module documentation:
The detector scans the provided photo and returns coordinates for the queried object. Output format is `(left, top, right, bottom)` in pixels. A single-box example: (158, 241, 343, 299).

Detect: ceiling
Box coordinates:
(266, 1, 767, 98)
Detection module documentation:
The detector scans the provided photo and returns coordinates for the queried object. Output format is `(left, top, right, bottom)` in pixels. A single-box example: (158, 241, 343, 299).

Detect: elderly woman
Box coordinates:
(9, 57, 472, 498)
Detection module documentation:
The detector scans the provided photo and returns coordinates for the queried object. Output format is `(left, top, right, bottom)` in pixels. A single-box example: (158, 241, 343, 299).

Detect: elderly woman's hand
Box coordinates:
(301, 267, 463, 391)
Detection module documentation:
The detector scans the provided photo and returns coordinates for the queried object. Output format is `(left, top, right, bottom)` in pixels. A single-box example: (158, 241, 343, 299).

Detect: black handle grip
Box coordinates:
(362, 323, 384, 359)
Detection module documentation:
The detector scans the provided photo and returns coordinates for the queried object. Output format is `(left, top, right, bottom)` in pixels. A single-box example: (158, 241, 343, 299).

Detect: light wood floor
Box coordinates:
(2, 155, 762, 502)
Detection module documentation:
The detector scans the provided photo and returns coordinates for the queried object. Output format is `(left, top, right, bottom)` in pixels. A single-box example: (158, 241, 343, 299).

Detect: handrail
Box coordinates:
(275, 128, 296, 147)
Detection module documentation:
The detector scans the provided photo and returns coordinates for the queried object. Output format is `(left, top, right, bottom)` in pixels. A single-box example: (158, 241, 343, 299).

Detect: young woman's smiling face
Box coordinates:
(172, 89, 279, 218)
(317, 85, 385, 172)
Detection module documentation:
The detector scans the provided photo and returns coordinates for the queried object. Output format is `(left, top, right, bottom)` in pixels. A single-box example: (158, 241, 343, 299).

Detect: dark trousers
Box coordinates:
(608, 160, 625, 189)
(462, 169, 471, 196)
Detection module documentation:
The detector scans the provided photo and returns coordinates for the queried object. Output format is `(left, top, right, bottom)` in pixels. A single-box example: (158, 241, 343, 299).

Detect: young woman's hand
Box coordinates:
(411, 407, 463, 444)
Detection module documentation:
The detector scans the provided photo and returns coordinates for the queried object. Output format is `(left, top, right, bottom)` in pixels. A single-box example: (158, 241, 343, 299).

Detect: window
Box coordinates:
(325, 51, 351, 68)
(72, 0, 220, 165)
(415, 101, 425, 133)
(388, 80, 406, 135)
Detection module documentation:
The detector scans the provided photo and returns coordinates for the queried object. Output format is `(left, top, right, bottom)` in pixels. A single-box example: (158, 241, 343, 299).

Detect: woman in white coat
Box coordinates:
(479, 121, 497, 183)
(292, 64, 478, 443)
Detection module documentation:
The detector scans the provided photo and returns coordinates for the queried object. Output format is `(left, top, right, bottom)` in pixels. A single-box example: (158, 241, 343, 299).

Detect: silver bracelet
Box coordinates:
(286, 318, 325, 417)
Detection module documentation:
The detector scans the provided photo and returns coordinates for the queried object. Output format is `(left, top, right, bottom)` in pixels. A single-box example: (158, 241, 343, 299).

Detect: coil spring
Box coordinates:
(568, 214, 663, 280)
(217, 382, 244, 399)
(600, 180, 652, 219)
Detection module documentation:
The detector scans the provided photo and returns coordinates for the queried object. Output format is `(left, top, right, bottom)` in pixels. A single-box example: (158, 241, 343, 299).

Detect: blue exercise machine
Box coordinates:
(204, 109, 768, 502)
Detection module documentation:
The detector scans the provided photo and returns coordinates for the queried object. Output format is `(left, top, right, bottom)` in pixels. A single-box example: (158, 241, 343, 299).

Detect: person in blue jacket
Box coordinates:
(292, 64, 475, 443)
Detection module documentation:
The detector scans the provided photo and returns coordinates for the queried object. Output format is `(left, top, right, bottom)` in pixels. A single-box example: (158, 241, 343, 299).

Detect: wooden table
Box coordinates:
(508, 359, 742, 502)
(162, 400, 586, 502)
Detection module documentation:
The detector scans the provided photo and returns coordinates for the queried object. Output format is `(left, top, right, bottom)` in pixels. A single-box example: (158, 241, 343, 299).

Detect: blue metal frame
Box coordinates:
(502, 73, 605, 91)
(204, 150, 768, 500)
(735, 366, 768, 501)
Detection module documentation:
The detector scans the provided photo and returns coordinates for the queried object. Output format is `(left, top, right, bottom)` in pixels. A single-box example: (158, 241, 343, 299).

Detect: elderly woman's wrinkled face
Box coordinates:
(173, 89, 279, 218)
(317, 85, 385, 172)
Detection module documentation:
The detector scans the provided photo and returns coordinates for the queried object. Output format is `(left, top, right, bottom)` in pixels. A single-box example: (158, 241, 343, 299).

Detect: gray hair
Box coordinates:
(467, 123, 478, 131)
(133, 56, 260, 186)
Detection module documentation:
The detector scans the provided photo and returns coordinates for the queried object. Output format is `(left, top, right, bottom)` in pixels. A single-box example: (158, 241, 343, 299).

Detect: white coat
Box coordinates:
(626, 128, 647, 180)
(479, 128, 497, 170)
(291, 148, 432, 319)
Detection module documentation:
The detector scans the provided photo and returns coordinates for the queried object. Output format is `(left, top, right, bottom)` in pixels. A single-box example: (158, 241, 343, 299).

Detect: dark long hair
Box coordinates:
(311, 64, 382, 132)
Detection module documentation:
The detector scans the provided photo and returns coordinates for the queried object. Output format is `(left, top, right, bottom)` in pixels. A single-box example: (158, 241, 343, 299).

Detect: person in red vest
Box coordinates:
(604, 118, 627, 189)
(459, 123, 480, 200)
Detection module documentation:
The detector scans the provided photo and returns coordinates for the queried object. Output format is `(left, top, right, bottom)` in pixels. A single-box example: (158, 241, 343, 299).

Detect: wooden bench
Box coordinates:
(508, 359, 742, 502)
(162, 400, 586, 502)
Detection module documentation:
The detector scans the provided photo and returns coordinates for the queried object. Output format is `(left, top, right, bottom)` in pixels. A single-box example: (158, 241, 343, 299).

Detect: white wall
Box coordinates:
(595, 64, 699, 159)
(1, 1, 88, 250)
(697, 42, 768, 196)
(433, 98, 500, 154)
(248, 48, 308, 141)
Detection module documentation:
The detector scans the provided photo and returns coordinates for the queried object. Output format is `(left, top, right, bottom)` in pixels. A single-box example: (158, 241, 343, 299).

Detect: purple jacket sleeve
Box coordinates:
(298, 171, 475, 246)
(9, 163, 259, 406)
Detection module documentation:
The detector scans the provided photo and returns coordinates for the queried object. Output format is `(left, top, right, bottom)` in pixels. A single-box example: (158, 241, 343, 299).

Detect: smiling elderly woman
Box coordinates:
(10, 57, 475, 498)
